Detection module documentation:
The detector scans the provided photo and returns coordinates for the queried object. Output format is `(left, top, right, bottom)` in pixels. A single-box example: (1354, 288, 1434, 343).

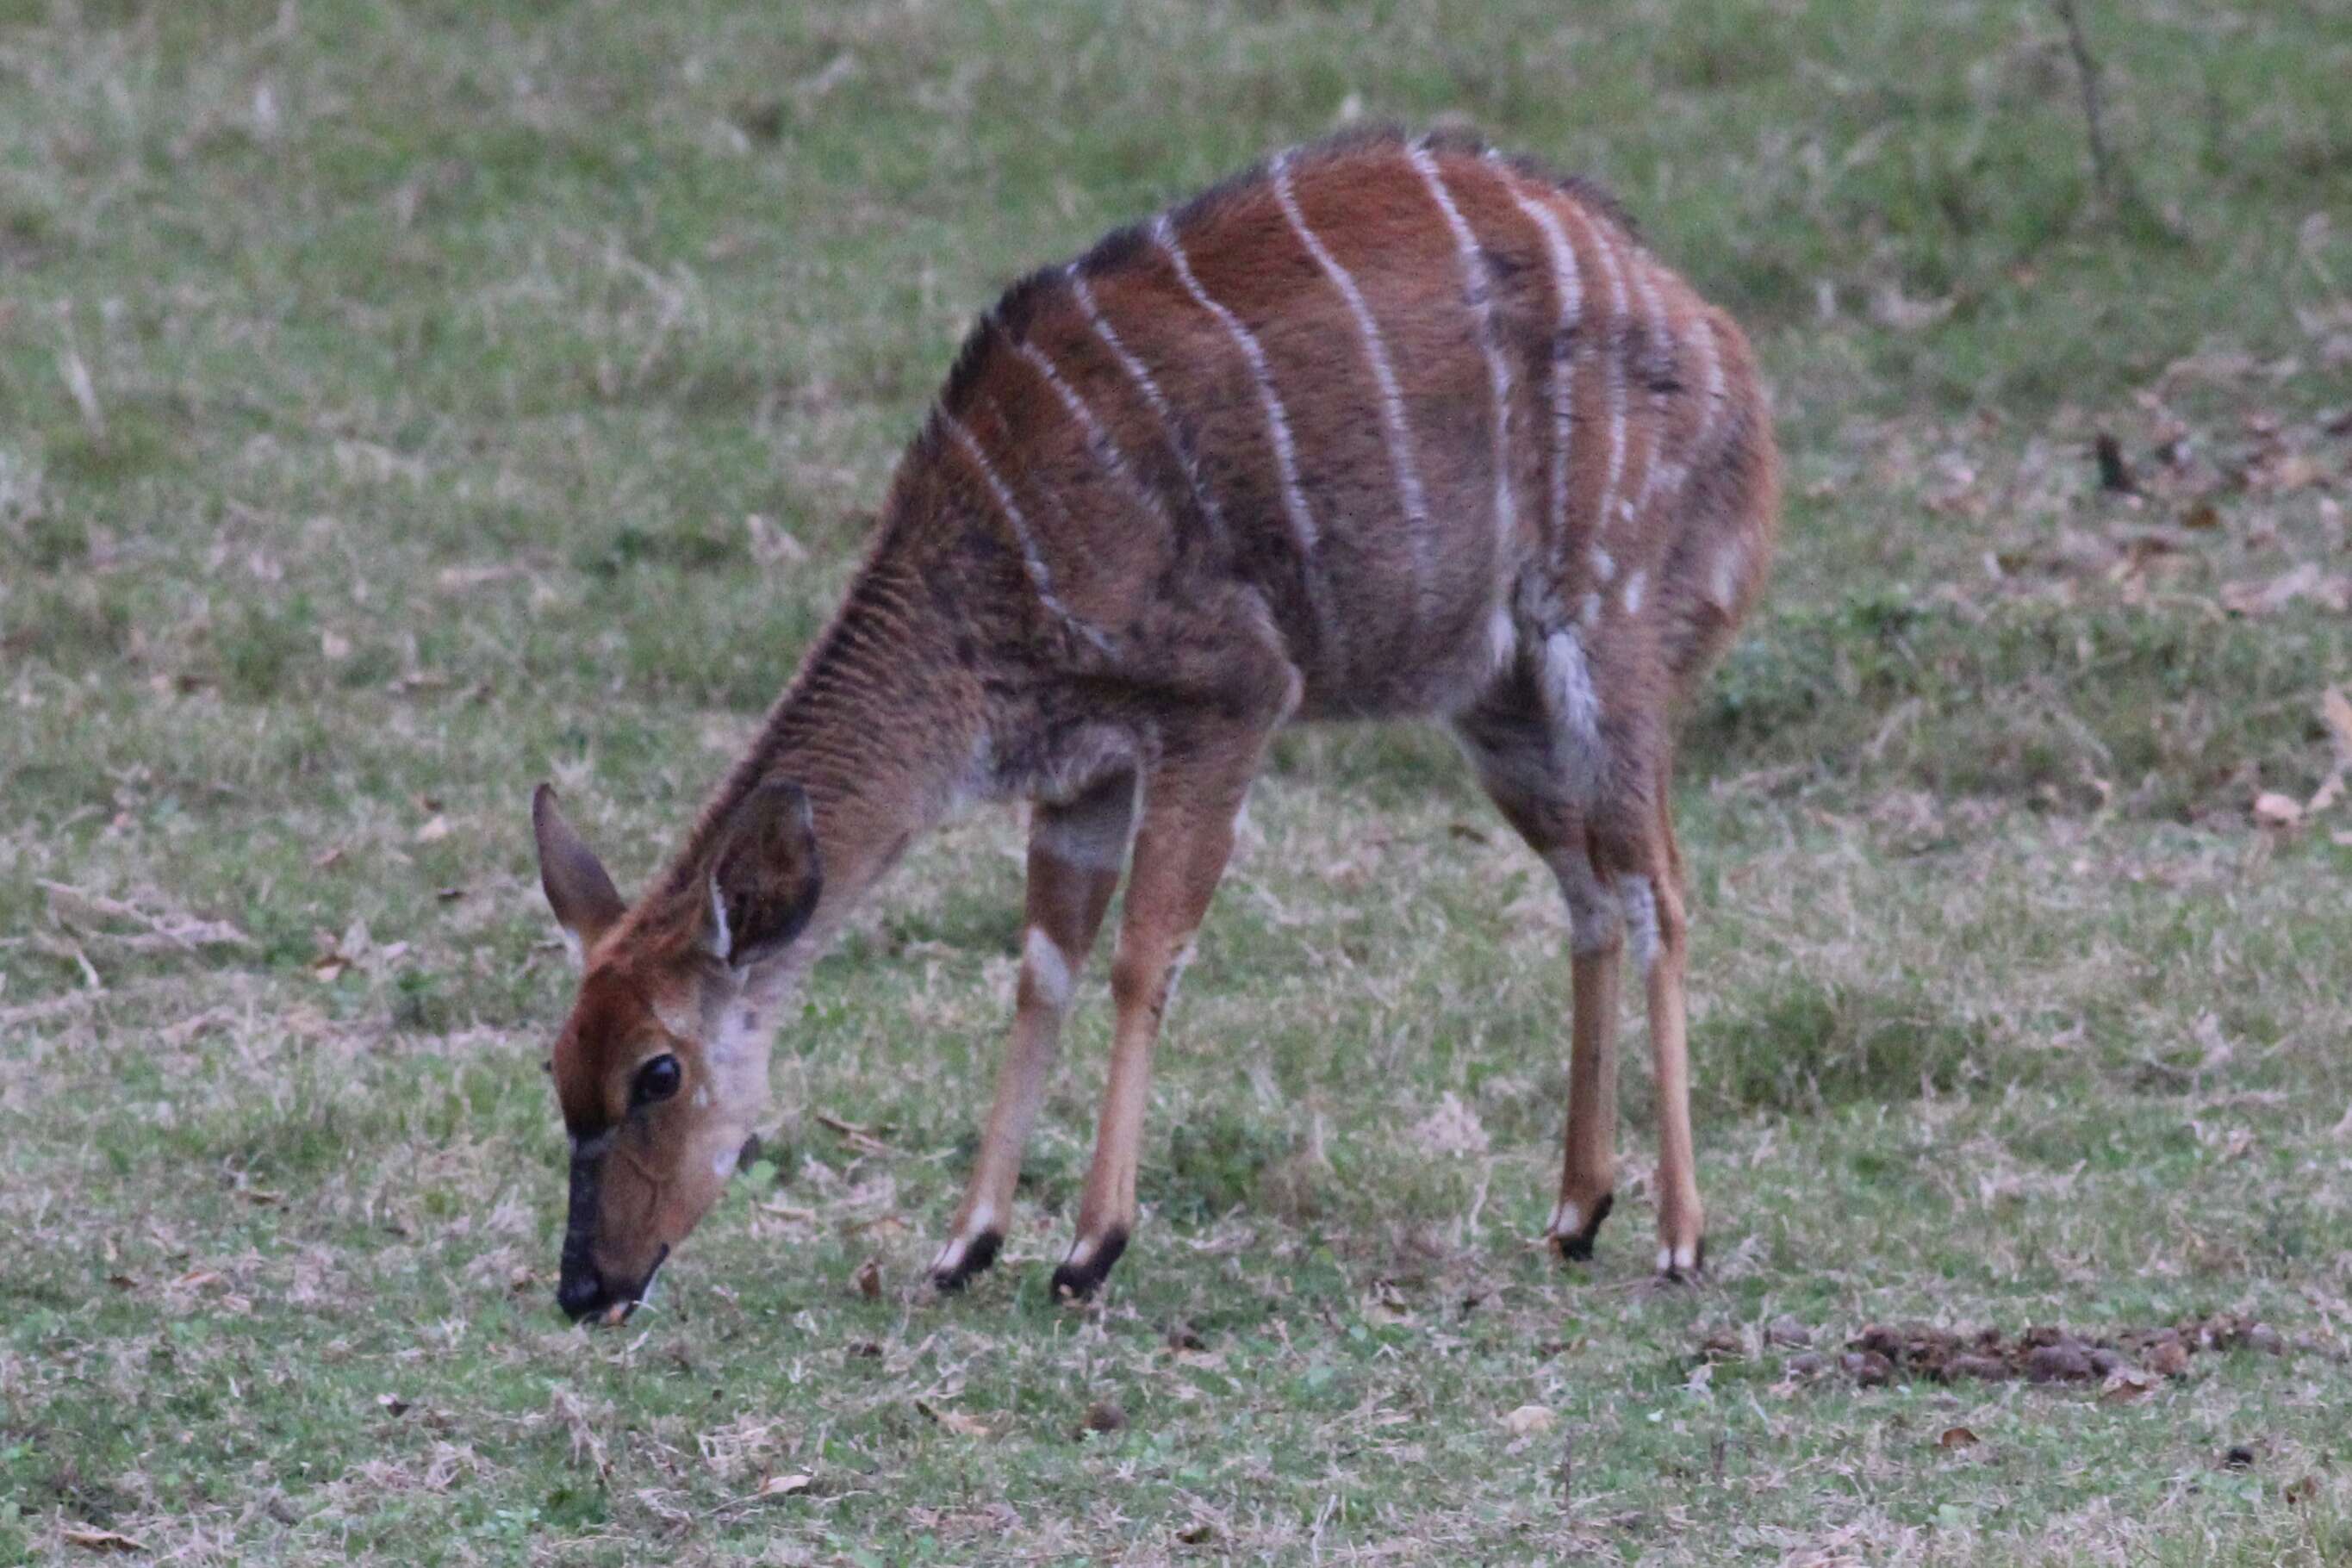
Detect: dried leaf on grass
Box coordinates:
(62, 1527, 146, 1554)
(917, 1400, 994, 1440)
(40, 880, 251, 951)
(758, 1472, 814, 1496)
(1500, 1404, 1555, 1436)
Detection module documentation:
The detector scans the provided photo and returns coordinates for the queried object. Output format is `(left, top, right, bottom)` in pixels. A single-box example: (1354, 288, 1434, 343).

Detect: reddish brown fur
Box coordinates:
(532, 128, 1778, 1318)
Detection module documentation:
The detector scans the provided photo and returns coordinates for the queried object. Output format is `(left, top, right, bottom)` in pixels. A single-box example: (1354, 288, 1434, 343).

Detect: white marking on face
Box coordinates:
(1023, 926, 1073, 1011)
(1492, 166, 1584, 577)
(705, 878, 731, 961)
(710, 1005, 764, 1069)
(1619, 875, 1660, 974)
(1408, 140, 1517, 568)
(939, 410, 1111, 654)
(692, 1086, 712, 1109)
(1272, 150, 1430, 600)
(1622, 569, 1647, 617)
(1154, 213, 1336, 656)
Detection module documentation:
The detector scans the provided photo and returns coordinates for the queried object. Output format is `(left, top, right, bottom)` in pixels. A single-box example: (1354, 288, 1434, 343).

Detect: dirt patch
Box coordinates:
(1762, 1314, 2322, 1391)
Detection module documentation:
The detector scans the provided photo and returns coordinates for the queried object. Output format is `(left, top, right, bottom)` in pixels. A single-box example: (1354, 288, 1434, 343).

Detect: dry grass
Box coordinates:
(4, 0, 2352, 1563)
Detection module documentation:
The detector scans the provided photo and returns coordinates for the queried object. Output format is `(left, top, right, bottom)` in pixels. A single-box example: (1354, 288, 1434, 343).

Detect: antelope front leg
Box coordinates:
(1552, 937, 1622, 1260)
(931, 772, 1135, 1291)
(1052, 741, 1260, 1300)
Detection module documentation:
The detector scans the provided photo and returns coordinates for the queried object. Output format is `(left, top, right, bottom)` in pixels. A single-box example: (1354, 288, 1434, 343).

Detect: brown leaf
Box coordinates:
(414, 815, 451, 843)
(1078, 1400, 1129, 1436)
(1500, 1403, 1556, 1436)
(2323, 689, 2352, 767)
(2286, 1474, 2320, 1507)
(62, 1527, 146, 1554)
(758, 1471, 814, 1496)
(917, 1400, 994, 1439)
(2254, 792, 2304, 828)
(1938, 1425, 1981, 1449)
(2099, 1370, 2159, 1403)
(2181, 500, 2222, 531)
(851, 1256, 881, 1300)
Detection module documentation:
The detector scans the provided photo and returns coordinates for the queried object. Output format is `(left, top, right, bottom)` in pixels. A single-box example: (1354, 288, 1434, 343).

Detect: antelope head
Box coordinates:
(531, 781, 821, 1322)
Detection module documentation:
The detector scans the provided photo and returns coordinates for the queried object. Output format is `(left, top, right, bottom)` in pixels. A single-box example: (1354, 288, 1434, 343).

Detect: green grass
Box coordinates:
(5, 0, 2352, 1562)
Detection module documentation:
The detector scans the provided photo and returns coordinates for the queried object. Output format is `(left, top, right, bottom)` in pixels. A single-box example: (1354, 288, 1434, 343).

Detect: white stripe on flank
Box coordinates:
(1066, 264, 1228, 540)
(1491, 159, 1583, 577)
(1154, 212, 1335, 651)
(1270, 150, 1431, 598)
(1010, 336, 1172, 532)
(1624, 256, 1675, 521)
(1567, 202, 1631, 543)
(940, 410, 1111, 653)
(1409, 140, 1517, 566)
(1684, 308, 1727, 490)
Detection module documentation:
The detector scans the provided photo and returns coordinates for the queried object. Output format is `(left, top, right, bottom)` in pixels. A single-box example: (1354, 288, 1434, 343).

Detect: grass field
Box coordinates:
(5, 0, 2352, 1562)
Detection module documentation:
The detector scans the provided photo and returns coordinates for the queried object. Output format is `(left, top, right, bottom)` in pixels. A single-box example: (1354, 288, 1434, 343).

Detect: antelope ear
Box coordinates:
(706, 781, 823, 970)
(532, 785, 626, 961)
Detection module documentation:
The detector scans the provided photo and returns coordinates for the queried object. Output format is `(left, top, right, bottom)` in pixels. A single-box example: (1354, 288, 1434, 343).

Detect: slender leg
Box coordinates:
(1478, 784, 1626, 1261)
(1633, 801, 1704, 1279)
(1051, 732, 1266, 1299)
(1555, 936, 1622, 1259)
(930, 771, 1135, 1291)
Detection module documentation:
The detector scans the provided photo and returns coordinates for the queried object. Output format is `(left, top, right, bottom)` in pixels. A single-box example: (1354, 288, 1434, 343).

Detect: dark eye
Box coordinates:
(632, 1054, 682, 1106)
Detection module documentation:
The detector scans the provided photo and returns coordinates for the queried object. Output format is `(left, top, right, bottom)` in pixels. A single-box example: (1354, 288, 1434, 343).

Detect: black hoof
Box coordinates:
(1656, 1235, 1706, 1285)
(1049, 1229, 1128, 1301)
(1551, 1192, 1615, 1263)
(930, 1230, 1002, 1293)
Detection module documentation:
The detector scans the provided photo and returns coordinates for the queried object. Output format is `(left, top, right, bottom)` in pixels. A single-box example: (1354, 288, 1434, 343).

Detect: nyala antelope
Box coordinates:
(532, 128, 1777, 1322)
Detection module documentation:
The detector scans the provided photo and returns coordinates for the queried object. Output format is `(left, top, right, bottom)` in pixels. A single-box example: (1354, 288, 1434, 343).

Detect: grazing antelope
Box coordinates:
(532, 127, 1776, 1322)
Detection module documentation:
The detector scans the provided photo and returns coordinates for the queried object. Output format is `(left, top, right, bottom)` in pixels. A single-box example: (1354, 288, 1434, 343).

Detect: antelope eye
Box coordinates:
(632, 1054, 682, 1106)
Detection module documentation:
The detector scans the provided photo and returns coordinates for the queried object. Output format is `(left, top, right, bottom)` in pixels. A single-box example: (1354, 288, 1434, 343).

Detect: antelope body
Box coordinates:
(532, 128, 1777, 1321)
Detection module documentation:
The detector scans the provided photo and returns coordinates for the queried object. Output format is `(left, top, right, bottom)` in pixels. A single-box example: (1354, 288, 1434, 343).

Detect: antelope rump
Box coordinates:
(531, 127, 1779, 1322)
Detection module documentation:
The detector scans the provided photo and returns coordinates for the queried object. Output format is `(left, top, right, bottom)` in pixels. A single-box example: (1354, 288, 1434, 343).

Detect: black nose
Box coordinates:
(557, 1266, 612, 1322)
